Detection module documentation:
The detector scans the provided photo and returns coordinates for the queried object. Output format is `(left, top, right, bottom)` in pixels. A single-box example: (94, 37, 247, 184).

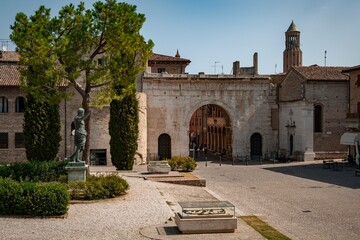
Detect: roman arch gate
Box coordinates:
(141, 72, 278, 160)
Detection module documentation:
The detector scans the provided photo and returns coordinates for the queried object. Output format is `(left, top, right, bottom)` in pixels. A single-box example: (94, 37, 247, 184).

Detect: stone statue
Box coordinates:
(69, 108, 91, 163)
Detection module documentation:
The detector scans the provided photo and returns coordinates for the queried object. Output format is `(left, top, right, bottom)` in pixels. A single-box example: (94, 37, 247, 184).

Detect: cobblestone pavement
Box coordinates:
(193, 160, 360, 240)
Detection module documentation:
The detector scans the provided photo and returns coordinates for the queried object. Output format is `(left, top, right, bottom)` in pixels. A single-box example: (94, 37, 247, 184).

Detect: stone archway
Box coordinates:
(188, 104, 232, 157)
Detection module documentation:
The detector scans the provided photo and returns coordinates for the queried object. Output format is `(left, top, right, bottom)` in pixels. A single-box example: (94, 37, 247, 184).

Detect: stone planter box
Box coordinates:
(175, 201, 237, 234)
(147, 160, 171, 174)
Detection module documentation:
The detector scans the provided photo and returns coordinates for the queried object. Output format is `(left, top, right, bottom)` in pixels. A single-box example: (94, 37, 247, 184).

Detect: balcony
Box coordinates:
(345, 113, 360, 130)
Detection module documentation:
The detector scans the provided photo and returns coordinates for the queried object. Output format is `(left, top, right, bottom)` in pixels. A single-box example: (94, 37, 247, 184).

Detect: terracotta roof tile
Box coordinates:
(342, 65, 360, 73)
(149, 53, 191, 63)
(0, 51, 19, 62)
(293, 65, 349, 81)
(0, 65, 21, 86)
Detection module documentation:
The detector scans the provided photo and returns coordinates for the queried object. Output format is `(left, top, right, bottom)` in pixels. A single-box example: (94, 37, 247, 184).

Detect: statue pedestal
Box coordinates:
(65, 162, 88, 182)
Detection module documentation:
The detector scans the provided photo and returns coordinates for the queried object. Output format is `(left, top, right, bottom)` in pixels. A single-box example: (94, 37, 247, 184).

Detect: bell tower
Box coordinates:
(283, 21, 302, 73)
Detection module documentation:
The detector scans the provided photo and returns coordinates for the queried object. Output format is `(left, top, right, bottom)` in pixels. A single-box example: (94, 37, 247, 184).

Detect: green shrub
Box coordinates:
(69, 174, 129, 200)
(167, 156, 197, 172)
(0, 160, 68, 182)
(0, 178, 24, 214)
(0, 178, 69, 216)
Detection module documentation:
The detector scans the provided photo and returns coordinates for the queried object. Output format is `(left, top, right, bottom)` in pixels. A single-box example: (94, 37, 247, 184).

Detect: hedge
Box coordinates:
(69, 174, 129, 200)
(0, 178, 69, 216)
(0, 160, 68, 182)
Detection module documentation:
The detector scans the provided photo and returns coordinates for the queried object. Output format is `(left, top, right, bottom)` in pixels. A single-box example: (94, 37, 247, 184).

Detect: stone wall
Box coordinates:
(307, 81, 348, 152)
(142, 73, 278, 159)
(0, 86, 26, 163)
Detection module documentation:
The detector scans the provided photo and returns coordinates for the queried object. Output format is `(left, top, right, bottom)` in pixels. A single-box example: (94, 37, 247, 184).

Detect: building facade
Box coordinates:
(0, 21, 356, 165)
(278, 66, 349, 160)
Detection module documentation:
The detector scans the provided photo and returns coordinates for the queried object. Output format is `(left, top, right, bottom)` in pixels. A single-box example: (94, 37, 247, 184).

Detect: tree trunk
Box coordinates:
(82, 80, 91, 176)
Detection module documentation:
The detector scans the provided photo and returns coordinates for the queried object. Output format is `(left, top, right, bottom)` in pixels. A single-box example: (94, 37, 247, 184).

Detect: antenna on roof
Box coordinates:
(212, 61, 220, 74)
(324, 50, 327, 66)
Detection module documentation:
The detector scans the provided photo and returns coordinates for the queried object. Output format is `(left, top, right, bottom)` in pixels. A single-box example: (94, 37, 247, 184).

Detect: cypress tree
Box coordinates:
(109, 88, 139, 170)
(23, 95, 61, 161)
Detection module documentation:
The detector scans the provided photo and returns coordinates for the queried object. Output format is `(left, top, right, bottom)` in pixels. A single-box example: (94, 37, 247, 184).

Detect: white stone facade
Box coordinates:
(142, 73, 278, 159)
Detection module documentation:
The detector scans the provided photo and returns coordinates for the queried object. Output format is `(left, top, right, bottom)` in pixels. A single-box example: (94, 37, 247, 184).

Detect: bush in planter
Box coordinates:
(0, 178, 69, 216)
(68, 174, 129, 200)
(168, 156, 197, 172)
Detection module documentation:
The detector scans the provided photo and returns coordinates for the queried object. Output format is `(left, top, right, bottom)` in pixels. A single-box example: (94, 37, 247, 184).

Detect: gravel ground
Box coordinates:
(0, 176, 173, 240)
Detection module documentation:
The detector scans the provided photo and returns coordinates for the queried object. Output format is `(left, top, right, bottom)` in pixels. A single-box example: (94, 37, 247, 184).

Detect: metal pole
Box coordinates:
(220, 155, 222, 166)
(205, 156, 207, 167)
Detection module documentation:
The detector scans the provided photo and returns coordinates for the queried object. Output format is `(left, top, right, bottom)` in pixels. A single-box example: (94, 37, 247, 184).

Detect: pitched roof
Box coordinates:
(0, 51, 20, 62)
(0, 65, 21, 86)
(292, 65, 349, 81)
(342, 65, 360, 73)
(148, 53, 191, 63)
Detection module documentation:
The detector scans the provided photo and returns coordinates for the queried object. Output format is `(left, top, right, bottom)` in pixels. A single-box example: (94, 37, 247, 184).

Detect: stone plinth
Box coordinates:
(175, 201, 237, 234)
(65, 162, 88, 182)
(147, 161, 171, 174)
(175, 213, 237, 234)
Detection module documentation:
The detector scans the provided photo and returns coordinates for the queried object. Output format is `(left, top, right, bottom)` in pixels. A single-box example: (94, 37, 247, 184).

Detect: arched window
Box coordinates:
(0, 97, 8, 113)
(314, 105, 323, 133)
(15, 97, 25, 113)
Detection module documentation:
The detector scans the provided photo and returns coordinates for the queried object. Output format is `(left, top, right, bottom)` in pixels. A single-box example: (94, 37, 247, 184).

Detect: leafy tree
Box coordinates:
(109, 87, 139, 170)
(24, 94, 61, 161)
(10, 0, 153, 164)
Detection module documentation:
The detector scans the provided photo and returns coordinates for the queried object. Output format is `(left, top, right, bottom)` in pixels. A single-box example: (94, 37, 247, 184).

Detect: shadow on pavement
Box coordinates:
(263, 163, 360, 189)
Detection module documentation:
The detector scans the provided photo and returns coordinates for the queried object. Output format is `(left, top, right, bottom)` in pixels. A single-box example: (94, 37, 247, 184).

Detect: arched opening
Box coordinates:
(250, 133, 262, 160)
(158, 133, 171, 160)
(188, 104, 232, 158)
(15, 96, 25, 113)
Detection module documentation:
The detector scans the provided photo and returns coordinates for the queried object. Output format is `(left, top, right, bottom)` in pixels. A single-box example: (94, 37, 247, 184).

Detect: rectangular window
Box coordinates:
(0, 133, 8, 149)
(157, 68, 166, 73)
(15, 132, 25, 148)
(90, 149, 107, 165)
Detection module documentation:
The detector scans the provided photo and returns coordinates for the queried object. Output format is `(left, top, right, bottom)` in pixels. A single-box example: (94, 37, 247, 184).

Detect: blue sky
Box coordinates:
(0, 0, 359, 74)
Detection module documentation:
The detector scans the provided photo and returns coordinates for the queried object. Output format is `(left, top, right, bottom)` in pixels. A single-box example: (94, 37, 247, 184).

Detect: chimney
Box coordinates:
(253, 52, 258, 75)
(233, 61, 240, 75)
